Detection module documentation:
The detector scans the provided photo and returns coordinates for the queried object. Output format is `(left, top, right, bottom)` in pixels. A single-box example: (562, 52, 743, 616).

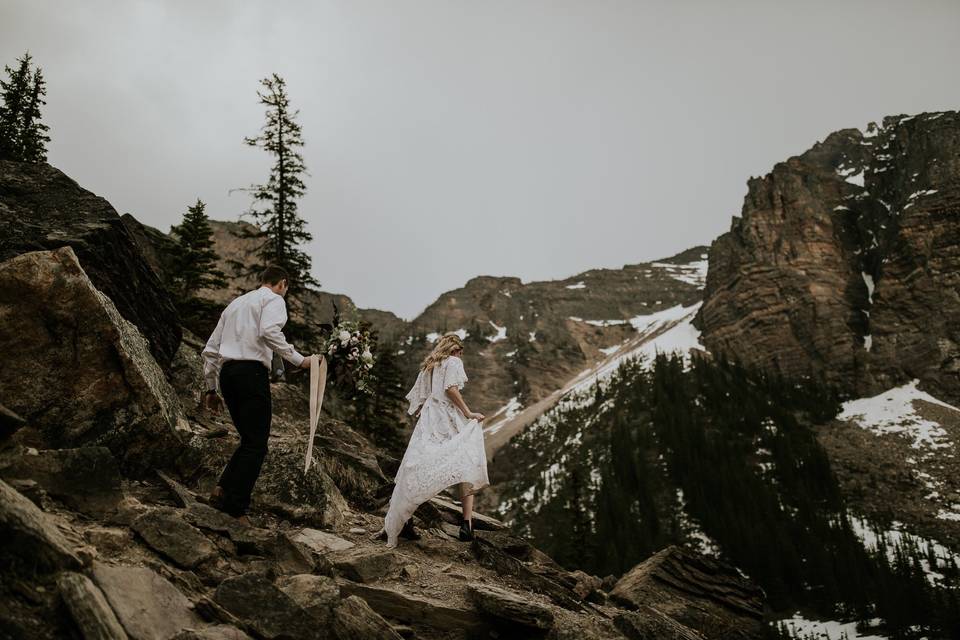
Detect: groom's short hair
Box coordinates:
(260, 265, 290, 286)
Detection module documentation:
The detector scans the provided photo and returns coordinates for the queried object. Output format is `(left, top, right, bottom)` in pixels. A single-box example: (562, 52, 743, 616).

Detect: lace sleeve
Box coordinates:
(443, 356, 468, 391)
(405, 369, 429, 415)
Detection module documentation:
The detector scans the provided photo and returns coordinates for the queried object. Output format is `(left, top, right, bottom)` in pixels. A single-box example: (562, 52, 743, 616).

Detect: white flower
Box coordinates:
(361, 349, 373, 363)
(350, 336, 359, 345)
(339, 330, 351, 344)
(327, 344, 336, 354)
(347, 352, 356, 360)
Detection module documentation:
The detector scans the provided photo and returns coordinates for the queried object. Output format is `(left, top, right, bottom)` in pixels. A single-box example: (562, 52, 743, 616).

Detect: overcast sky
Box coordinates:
(3, 1, 958, 319)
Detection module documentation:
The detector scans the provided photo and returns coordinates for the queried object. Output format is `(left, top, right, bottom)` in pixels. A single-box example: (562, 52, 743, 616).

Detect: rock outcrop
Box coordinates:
(0, 247, 188, 473)
(696, 111, 960, 400)
(610, 545, 765, 639)
(0, 160, 181, 367)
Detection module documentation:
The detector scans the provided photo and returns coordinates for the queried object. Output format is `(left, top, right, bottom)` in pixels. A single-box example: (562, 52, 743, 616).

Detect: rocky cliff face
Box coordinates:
(0, 160, 182, 368)
(695, 110, 960, 401)
(399, 246, 708, 428)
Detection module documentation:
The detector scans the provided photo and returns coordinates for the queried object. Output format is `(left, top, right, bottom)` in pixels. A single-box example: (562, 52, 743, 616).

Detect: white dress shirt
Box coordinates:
(202, 286, 305, 392)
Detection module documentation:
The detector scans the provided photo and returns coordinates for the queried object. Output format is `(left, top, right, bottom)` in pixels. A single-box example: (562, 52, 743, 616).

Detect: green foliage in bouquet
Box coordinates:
(318, 305, 375, 394)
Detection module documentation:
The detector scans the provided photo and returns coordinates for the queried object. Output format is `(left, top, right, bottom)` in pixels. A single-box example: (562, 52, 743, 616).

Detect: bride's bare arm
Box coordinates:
(445, 386, 485, 421)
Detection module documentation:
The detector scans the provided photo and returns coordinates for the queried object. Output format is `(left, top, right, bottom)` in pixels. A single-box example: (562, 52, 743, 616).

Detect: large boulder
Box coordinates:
(610, 545, 765, 640)
(0, 160, 180, 367)
(0, 247, 189, 474)
(252, 439, 350, 528)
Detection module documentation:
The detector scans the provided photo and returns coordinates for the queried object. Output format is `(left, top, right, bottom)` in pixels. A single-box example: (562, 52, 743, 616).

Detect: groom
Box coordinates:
(201, 265, 311, 522)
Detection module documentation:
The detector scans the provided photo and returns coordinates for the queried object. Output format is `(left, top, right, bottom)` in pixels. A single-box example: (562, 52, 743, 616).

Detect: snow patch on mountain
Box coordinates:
(775, 612, 887, 640)
(651, 257, 709, 289)
(837, 380, 959, 450)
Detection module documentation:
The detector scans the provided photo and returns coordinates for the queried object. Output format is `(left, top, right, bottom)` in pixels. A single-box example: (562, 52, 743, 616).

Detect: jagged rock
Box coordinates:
(131, 509, 217, 569)
(471, 532, 584, 612)
(169, 626, 253, 640)
(0, 160, 180, 367)
(614, 606, 706, 640)
(0, 247, 189, 474)
(57, 571, 129, 640)
(292, 527, 355, 554)
(610, 545, 765, 640)
(332, 547, 401, 583)
(332, 595, 404, 640)
(338, 581, 485, 633)
(0, 402, 26, 441)
(276, 574, 340, 623)
(0, 447, 123, 516)
(570, 570, 604, 601)
(696, 111, 960, 400)
(468, 583, 555, 631)
(92, 562, 202, 640)
(0, 479, 81, 573)
(213, 573, 320, 640)
(252, 439, 350, 527)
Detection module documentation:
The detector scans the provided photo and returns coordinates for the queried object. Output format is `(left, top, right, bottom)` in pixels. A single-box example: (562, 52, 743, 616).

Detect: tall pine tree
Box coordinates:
(0, 53, 49, 162)
(170, 199, 227, 298)
(243, 73, 316, 291)
(20, 66, 50, 162)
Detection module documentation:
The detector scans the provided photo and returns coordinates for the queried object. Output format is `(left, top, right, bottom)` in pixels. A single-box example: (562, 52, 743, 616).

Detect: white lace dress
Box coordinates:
(382, 355, 489, 546)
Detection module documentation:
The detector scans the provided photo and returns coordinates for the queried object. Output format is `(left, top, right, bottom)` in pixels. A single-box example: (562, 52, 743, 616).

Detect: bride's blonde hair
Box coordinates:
(420, 333, 464, 371)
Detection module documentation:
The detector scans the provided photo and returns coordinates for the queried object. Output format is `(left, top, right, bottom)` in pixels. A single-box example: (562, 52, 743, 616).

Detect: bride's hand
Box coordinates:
(469, 411, 485, 421)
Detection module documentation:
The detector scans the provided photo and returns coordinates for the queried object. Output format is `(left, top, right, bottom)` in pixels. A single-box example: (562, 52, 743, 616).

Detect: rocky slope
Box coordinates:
(695, 110, 960, 403)
(0, 162, 768, 640)
(0, 160, 181, 368)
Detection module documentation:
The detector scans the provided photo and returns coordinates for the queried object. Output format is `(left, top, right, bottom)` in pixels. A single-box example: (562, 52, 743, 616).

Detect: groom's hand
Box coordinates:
(300, 355, 313, 369)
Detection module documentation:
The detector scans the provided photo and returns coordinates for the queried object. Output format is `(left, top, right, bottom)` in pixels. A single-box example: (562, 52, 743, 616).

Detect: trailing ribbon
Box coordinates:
(304, 354, 328, 473)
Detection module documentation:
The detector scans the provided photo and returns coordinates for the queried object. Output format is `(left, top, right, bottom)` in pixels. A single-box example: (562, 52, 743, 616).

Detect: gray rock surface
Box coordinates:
(131, 509, 218, 569)
(91, 562, 202, 640)
(57, 571, 129, 640)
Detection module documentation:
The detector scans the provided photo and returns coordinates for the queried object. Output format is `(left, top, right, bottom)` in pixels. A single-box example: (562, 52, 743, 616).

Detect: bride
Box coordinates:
(377, 333, 489, 547)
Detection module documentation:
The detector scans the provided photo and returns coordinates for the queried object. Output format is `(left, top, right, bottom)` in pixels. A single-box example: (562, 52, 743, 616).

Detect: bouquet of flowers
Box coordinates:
(321, 318, 375, 393)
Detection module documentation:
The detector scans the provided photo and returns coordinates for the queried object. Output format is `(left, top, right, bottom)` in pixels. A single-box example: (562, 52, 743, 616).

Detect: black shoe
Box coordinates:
(400, 518, 421, 541)
(458, 518, 474, 542)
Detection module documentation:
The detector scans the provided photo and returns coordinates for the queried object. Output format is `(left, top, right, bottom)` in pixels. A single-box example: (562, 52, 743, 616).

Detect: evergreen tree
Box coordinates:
(169, 199, 227, 297)
(243, 73, 316, 291)
(0, 52, 49, 162)
(19, 66, 50, 162)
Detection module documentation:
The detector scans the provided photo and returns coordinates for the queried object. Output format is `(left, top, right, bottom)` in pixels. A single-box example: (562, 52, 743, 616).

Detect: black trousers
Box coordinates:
(217, 360, 272, 516)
